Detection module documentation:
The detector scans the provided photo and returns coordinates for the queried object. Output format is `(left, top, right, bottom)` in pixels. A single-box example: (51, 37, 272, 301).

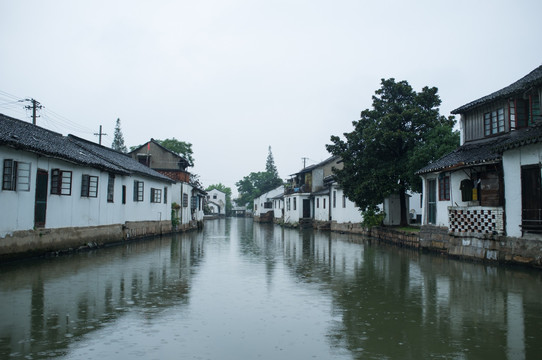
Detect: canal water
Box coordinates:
(1, 218, 542, 360)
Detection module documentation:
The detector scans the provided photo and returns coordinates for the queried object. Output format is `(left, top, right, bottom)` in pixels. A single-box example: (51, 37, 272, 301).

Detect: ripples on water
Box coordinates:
(1, 218, 541, 360)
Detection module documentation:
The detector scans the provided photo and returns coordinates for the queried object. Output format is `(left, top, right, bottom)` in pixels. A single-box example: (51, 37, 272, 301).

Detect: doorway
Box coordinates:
(34, 169, 48, 227)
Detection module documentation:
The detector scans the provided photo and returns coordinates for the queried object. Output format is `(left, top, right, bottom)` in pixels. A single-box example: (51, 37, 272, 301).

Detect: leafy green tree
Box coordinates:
(156, 138, 195, 167)
(206, 183, 232, 216)
(111, 118, 128, 153)
(235, 146, 283, 208)
(326, 78, 459, 226)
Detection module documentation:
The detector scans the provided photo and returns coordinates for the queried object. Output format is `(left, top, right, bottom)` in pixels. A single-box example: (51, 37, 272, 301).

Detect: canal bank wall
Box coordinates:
(0, 220, 203, 261)
(328, 223, 542, 269)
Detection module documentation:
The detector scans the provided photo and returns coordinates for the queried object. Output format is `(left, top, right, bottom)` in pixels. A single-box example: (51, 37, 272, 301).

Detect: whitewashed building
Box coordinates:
(206, 188, 226, 216)
(416, 65, 542, 266)
(253, 185, 284, 223)
(0, 114, 176, 259)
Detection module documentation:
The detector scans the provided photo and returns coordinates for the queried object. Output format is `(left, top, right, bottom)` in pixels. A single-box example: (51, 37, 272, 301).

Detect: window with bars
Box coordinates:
(51, 169, 72, 195)
(2, 159, 31, 191)
(81, 174, 98, 197)
(133, 180, 144, 202)
(183, 193, 189, 207)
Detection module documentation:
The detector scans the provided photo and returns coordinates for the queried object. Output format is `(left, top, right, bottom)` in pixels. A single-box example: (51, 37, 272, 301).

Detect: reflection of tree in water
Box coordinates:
(277, 230, 542, 360)
(0, 232, 206, 359)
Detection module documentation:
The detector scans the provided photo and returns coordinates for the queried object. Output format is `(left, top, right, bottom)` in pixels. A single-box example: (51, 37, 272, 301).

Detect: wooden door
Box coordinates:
(302, 199, 311, 218)
(34, 169, 48, 227)
(521, 166, 542, 232)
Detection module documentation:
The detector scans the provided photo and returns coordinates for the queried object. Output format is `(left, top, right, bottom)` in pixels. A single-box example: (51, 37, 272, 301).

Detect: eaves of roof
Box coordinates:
(416, 135, 509, 175)
(289, 155, 341, 176)
(0, 114, 172, 182)
(452, 65, 542, 114)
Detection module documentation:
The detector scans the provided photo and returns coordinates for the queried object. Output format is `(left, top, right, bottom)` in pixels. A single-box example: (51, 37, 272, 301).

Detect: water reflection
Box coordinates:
(0, 231, 205, 359)
(1, 218, 541, 360)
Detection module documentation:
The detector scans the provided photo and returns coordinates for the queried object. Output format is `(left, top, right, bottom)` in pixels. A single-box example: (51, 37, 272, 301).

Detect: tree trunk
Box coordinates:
(399, 182, 408, 227)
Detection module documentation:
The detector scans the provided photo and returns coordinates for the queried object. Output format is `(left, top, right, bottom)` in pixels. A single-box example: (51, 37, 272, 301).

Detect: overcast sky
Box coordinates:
(1, 0, 541, 197)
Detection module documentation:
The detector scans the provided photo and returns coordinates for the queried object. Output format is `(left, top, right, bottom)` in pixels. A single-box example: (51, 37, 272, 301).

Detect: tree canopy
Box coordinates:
(326, 78, 459, 226)
(235, 146, 283, 208)
(206, 183, 232, 216)
(130, 138, 195, 167)
(111, 118, 127, 153)
(156, 138, 194, 167)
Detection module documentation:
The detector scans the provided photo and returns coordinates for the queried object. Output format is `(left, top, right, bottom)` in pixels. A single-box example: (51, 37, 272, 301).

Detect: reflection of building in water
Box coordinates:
(0, 234, 204, 358)
(262, 225, 531, 359)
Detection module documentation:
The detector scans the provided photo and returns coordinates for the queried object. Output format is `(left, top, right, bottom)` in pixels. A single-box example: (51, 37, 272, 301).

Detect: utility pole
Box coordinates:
(94, 125, 107, 145)
(24, 98, 42, 125)
(302, 157, 309, 169)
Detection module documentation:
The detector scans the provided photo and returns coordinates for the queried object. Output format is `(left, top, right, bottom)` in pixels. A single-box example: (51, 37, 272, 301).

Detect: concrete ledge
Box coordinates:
(0, 220, 199, 262)
(420, 225, 542, 268)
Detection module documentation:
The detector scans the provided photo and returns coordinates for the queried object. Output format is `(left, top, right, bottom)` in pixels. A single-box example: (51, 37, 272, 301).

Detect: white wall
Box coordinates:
(1, 147, 172, 237)
(0, 148, 38, 235)
(255, 186, 284, 216)
(329, 186, 363, 224)
(273, 198, 284, 219)
(314, 194, 329, 221)
(283, 193, 309, 224)
(421, 171, 473, 227)
(502, 143, 542, 238)
(207, 189, 226, 215)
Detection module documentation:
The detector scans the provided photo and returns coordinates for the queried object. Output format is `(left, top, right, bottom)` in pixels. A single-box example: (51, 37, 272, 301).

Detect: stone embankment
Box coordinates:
(0, 220, 203, 262)
(332, 223, 542, 269)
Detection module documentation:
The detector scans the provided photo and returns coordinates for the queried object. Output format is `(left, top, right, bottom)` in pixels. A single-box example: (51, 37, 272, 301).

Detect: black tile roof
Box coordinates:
(0, 113, 172, 182)
(416, 135, 508, 174)
(452, 65, 542, 114)
(416, 125, 542, 175)
(494, 122, 542, 152)
(290, 155, 340, 176)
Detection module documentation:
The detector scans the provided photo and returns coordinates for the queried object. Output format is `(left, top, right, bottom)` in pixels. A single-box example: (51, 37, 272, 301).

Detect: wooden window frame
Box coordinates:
(133, 180, 144, 202)
(438, 175, 450, 201)
(2, 159, 31, 191)
(484, 108, 505, 136)
(150, 188, 162, 203)
(51, 169, 72, 195)
(81, 174, 99, 198)
(107, 174, 115, 203)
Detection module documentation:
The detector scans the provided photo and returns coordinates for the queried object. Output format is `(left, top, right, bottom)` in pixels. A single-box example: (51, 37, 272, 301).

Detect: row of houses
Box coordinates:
(255, 65, 542, 267)
(0, 114, 207, 260)
(254, 156, 421, 231)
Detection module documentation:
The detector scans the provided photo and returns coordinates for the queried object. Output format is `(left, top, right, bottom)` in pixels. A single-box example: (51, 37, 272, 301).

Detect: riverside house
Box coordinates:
(0, 114, 175, 260)
(206, 188, 226, 216)
(281, 155, 420, 231)
(253, 185, 284, 223)
(417, 65, 542, 266)
(129, 139, 206, 229)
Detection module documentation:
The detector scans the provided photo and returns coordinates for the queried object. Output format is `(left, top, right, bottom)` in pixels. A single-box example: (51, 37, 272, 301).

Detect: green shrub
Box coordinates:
(361, 208, 385, 228)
